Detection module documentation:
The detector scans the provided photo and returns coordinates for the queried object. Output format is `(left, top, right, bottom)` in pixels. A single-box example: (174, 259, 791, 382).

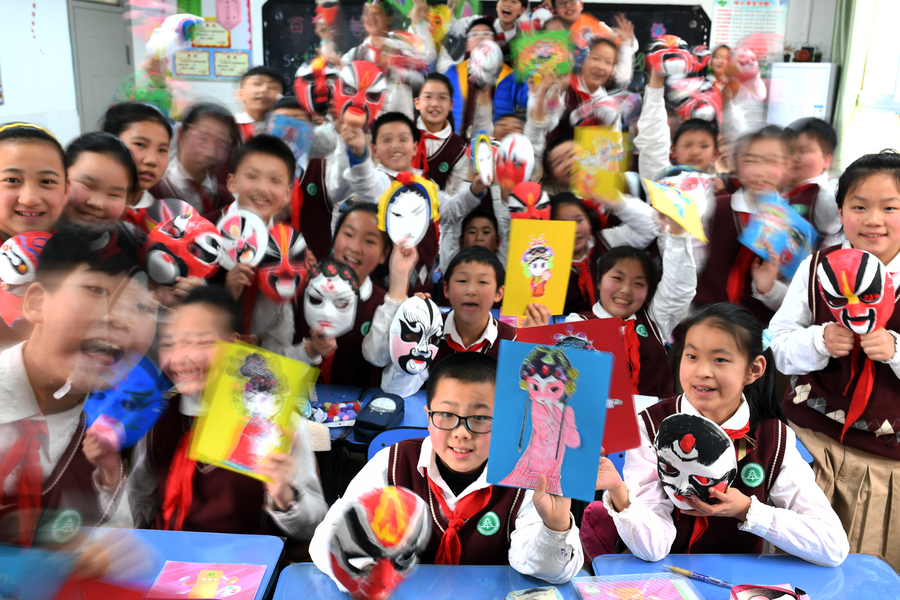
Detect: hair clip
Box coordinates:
(762, 328, 774, 352)
(0, 122, 57, 140)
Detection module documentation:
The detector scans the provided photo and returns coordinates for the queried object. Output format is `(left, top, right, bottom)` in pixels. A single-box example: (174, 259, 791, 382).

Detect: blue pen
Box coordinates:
(661, 564, 733, 589)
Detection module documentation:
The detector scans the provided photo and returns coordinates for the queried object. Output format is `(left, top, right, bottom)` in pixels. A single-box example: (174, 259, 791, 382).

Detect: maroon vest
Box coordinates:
(641, 396, 788, 554)
(433, 314, 517, 365)
(150, 175, 233, 213)
(387, 438, 525, 565)
(577, 308, 674, 398)
(293, 158, 333, 263)
(426, 135, 468, 191)
(147, 398, 281, 535)
(0, 413, 109, 545)
(693, 193, 773, 326)
(292, 283, 387, 388)
(782, 245, 900, 459)
(563, 236, 607, 316)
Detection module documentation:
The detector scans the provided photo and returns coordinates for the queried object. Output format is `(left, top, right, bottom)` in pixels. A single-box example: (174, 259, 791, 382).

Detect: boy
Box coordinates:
(437, 215, 505, 307)
(784, 117, 841, 247)
(493, 0, 529, 60)
(235, 66, 286, 142)
(413, 73, 469, 194)
(310, 352, 582, 582)
(335, 112, 488, 295)
(128, 285, 328, 537)
(0, 224, 140, 546)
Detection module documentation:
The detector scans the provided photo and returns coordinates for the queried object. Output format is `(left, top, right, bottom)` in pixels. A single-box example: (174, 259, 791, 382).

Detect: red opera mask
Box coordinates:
(496, 134, 535, 190)
(256, 224, 310, 304)
(817, 248, 895, 335)
(135, 198, 195, 235)
(216, 209, 269, 270)
(508, 182, 550, 220)
(144, 213, 221, 284)
(0, 232, 50, 329)
(294, 57, 338, 117)
(646, 35, 710, 76)
(666, 76, 723, 123)
(334, 61, 386, 128)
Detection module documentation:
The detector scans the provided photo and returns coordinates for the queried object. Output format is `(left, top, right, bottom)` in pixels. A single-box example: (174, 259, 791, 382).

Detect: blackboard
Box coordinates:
(262, 1, 710, 94)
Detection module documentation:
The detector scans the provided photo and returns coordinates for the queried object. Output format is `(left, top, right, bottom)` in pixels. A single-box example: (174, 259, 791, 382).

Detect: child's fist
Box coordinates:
(261, 452, 299, 510)
(82, 431, 122, 488)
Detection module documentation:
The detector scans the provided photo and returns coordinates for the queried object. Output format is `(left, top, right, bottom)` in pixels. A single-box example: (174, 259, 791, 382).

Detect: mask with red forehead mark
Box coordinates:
(389, 296, 442, 375)
(655, 413, 738, 511)
(666, 76, 723, 123)
(0, 232, 49, 330)
(646, 35, 710, 76)
(333, 61, 386, 128)
(135, 198, 195, 235)
(496, 134, 535, 190)
(144, 213, 221, 285)
(468, 40, 504, 89)
(817, 249, 895, 335)
(329, 486, 430, 600)
(508, 182, 550, 220)
(216, 209, 269, 270)
(293, 57, 338, 117)
(256, 224, 310, 304)
(303, 257, 360, 337)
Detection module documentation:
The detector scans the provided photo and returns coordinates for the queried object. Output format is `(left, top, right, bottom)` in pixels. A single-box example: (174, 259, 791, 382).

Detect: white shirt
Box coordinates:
(309, 436, 583, 587)
(439, 184, 510, 274)
(602, 395, 849, 566)
(768, 239, 900, 377)
(790, 171, 842, 246)
(234, 110, 256, 125)
(134, 190, 155, 210)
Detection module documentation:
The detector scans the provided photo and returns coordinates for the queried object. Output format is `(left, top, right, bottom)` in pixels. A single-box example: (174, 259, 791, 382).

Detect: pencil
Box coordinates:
(661, 564, 733, 589)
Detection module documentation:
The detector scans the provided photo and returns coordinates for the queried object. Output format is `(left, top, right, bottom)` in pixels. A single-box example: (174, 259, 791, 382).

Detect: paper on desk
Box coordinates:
(146, 561, 266, 600)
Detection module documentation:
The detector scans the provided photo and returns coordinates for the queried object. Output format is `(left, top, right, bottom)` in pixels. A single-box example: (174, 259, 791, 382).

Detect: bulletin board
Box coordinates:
(169, 0, 253, 80)
(711, 0, 789, 61)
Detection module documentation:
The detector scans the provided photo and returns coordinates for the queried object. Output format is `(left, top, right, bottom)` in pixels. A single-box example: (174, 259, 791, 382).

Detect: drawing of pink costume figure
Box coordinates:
(521, 235, 554, 298)
(225, 354, 286, 472)
(500, 346, 580, 495)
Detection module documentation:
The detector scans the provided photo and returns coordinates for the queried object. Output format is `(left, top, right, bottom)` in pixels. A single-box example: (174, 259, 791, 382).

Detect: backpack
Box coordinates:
(352, 392, 405, 444)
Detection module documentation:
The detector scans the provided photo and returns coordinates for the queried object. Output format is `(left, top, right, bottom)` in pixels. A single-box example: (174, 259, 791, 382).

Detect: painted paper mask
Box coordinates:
(497, 134, 536, 190)
(217, 209, 269, 270)
(256, 224, 310, 304)
(333, 61, 386, 128)
(383, 32, 430, 88)
(376, 172, 440, 246)
(135, 198, 195, 234)
(468, 131, 496, 187)
(468, 40, 503, 89)
(144, 213, 221, 285)
(389, 296, 442, 375)
(508, 182, 550, 220)
(654, 413, 738, 511)
(303, 258, 361, 338)
(0, 231, 49, 329)
(666, 76, 723, 123)
(817, 248, 895, 335)
(645, 35, 710, 76)
(293, 57, 338, 117)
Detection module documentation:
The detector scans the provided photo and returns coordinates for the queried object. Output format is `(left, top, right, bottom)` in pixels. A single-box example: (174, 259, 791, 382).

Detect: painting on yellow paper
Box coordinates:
(502, 219, 576, 317)
(644, 179, 708, 243)
(571, 126, 630, 200)
(189, 341, 319, 482)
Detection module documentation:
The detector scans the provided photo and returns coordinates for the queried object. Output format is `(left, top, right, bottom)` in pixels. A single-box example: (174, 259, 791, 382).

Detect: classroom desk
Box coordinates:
(592, 554, 900, 599)
(273, 564, 589, 599)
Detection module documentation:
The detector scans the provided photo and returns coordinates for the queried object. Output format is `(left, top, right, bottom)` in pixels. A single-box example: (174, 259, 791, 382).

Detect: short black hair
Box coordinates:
(494, 113, 525, 127)
(460, 208, 499, 240)
(596, 246, 659, 308)
(418, 72, 454, 98)
(786, 117, 838, 157)
(426, 351, 497, 408)
(66, 132, 139, 195)
(101, 101, 173, 139)
(673, 118, 719, 148)
(180, 102, 241, 148)
(181, 284, 241, 335)
(835, 150, 900, 210)
(36, 223, 140, 286)
(444, 245, 504, 290)
(0, 122, 67, 178)
(372, 111, 419, 143)
(230, 134, 296, 180)
(270, 95, 308, 115)
(736, 125, 788, 160)
(240, 65, 286, 94)
(468, 16, 495, 34)
(333, 200, 392, 281)
(550, 192, 600, 233)
(543, 134, 574, 177)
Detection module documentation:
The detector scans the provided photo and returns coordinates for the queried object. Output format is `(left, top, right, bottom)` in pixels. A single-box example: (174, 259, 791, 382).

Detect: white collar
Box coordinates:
(797, 172, 831, 188)
(443, 311, 498, 349)
(415, 436, 491, 501)
(234, 111, 256, 125)
(171, 158, 214, 192)
(133, 190, 155, 210)
(179, 393, 202, 417)
(416, 117, 452, 140)
(376, 164, 423, 178)
(0, 343, 42, 424)
(843, 239, 900, 276)
(681, 393, 751, 431)
(730, 187, 757, 215)
(359, 276, 373, 302)
(577, 76, 608, 100)
(591, 301, 636, 322)
(494, 19, 517, 40)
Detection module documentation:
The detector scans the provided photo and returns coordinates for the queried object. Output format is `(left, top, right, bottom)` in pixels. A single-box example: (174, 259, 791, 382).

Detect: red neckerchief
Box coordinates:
(573, 256, 596, 306)
(725, 212, 754, 304)
(161, 428, 196, 531)
(187, 180, 214, 214)
(320, 352, 336, 384)
(570, 76, 593, 104)
(0, 417, 47, 545)
(426, 472, 493, 565)
(621, 320, 641, 394)
(443, 334, 490, 354)
(784, 182, 819, 199)
(842, 342, 875, 442)
(412, 131, 442, 175)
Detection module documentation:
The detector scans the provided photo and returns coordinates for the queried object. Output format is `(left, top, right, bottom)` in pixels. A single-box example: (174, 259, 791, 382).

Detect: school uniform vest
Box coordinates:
(150, 177, 233, 214)
(693, 193, 773, 326)
(0, 413, 108, 544)
(292, 283, 386, 388)
(641, 396, 788, 554)
(577, 309, 673, 398)
(782, 245, 900, 459)
(292, 158, 333, 263)
(426, 135, 468, 191)
(387, 438, 525, 565)
(563, 236, 607, 316)
(433, 314, 517, 364)
(147, 398, 281, 535)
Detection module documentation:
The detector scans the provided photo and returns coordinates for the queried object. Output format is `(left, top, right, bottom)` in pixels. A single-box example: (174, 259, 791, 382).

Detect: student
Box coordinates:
(101, 101, 173, 216)
(61, 132, 137, 226)
(310, 352, 583, 582)
(413, 73, 469, 194)
(493, 0, 529, 59)
(437, 209, 505, 307)
(269, 95, 313, 122)
(128, 285, 328, 536)
(541, 136, 576, 197)
(588, 303, 849, 566)
(564, 228, 697, 398)
(0, 224, 141, 547)
(0, 122, 67, 240)
(151, 103, 239, 214)
(235, 66, 286, 142)
(335, 112, 488, 296)
(769, 151, 900, 570)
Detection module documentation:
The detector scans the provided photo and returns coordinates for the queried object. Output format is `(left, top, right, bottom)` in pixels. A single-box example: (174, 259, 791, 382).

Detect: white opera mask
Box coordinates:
(302, 258, 360, 338)
(389, 296, 442, 375)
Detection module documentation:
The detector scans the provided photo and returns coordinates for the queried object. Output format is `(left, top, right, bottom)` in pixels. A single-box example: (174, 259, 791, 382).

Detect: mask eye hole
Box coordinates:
(860, 293, 881, 303)
(343, 84, 358, 96)
(659, 461, 679, 476)
(365, 90, 383, 104)
(692, 475, 709, 485)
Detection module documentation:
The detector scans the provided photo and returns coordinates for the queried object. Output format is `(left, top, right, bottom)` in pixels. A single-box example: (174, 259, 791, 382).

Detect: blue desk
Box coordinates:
(274, 564, 588, 600)
(592, 554, 900, 599)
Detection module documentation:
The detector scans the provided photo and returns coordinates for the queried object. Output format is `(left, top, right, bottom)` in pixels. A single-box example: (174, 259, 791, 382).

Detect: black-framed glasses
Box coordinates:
(427, 410, 492, 433)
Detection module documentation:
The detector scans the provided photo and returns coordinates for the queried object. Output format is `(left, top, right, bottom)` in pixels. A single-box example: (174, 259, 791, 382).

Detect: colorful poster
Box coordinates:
(164, 0, 252, 81)
(386, 0, 414, 16)
(711, 0, 789, 62)
(146, 562, 266, 600)
(571, 127, 629, 200)
(516, 319, 641, 454)
(644, 179, 708, 242)
(511, 31, 571, 83)
(573, 574, 704, 600)
(501, 220, 576, 317)
(189, 342, 319, 482)
(487, 340, 613, 503)
(737, 193, 818, 279)
(216, 0, 243, 31)
(265, 114, 315, 179)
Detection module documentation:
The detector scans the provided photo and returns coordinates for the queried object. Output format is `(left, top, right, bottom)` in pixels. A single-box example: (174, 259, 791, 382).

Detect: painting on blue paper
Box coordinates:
(265, 114, 315, 179)
(737, 192, 819, 279)
(487, 340, 613, 503)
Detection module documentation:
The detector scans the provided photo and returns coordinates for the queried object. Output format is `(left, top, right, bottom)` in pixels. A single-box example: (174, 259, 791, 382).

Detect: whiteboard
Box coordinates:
(766, 62, 839, 127)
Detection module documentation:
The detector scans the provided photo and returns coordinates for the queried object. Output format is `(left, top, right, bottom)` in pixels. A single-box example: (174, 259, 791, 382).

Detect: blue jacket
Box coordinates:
(443, 60, 528, 134)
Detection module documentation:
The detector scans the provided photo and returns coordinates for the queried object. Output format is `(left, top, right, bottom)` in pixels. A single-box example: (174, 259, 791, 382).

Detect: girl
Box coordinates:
(0, 122, 67, 240)
(769, 151, 900, 571)
(153, 103, 239, 214)
(565, 225, 697, 398)
(588, 303, 849, 566)
(101, 101, 173, 217)
(709, 45, 731, 87)
(62, 132, 137, 226)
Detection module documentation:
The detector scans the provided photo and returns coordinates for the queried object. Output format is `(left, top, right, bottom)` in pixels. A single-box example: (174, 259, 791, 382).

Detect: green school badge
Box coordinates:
(790, 203, 808, 217)
(476, 511, 500, 536)
(360, 320, 372, 336)
(50, 509, 83, 544)
(635, 324, 649, 337)
(741, 462, 765, 488)
(439, 162, 450, 173)
(307, 183, 318, 196)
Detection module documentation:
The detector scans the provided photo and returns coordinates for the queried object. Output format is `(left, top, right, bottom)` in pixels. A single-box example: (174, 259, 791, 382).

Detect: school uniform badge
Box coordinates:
(740, 462, 765, 488)
(476, 511, 500, 536)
